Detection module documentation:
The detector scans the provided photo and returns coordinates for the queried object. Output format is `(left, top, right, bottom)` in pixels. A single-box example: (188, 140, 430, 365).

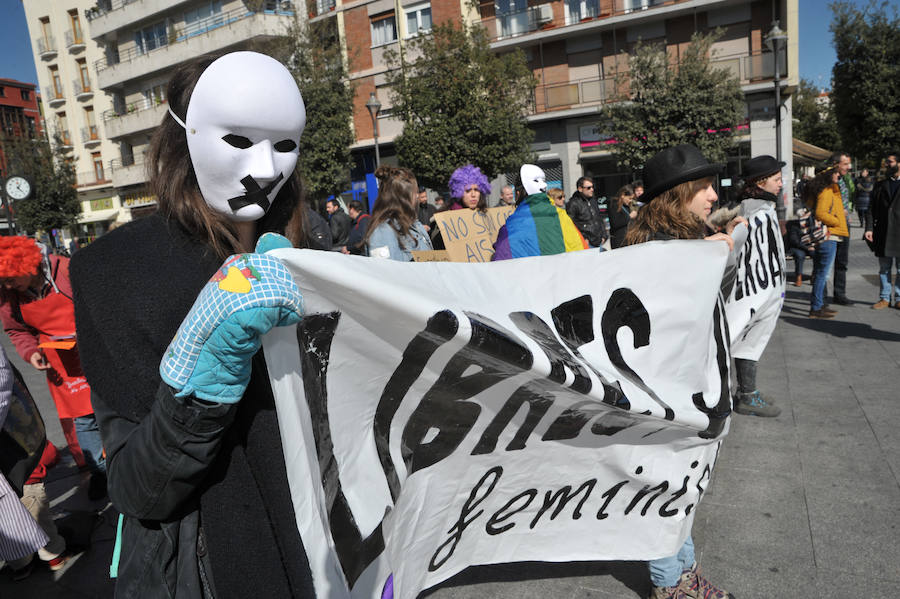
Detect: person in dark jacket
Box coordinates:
(566, 176, 607, 248)
(325, 198, 352, 247)
(70, 52, 317, 599)
(343, 199, 371, 255)
(855, 168, 874, 227)
(607, 184, 636, 249)
(864, 151, 900, 309)
(786, 208, 815, 286)
(415, 186, 436, 233)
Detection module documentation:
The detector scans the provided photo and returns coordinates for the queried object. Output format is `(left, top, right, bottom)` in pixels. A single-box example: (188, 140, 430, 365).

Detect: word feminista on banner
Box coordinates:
(262, 241, 732, 599)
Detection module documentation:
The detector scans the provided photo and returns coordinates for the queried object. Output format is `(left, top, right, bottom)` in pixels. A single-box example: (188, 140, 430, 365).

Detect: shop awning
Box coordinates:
(793, 138, 831, 164)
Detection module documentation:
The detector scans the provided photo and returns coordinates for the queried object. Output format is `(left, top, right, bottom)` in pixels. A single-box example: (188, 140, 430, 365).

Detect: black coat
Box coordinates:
(329, 210, 352, 247)
(566, 191, 607, 247)
(607, 203, 632, 249)
(865, 178, 900, 257)
(346, 213, 371, 255)
(417, 203, 436, 229)
(70, 215, 315, 599)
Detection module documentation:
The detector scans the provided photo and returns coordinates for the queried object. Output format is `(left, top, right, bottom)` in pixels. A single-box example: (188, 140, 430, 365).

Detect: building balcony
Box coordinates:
(94, 6, 294, 90)
(73, 78, 94, 100)
(37, 36, 57, 59)
(308, 0, 335, 18)
(76, 168, 112, 189)
(58, 130, 74, 149)
(483, 0, 729, 48)
(528, 49, 787, 117)
(102, 98, 167, 139)
(110, 156, 149, 188)
(66, 30, 86, 51)
(84, 0, 194, 40)
(44, 86, 66, 107)
(81, 126, 101, 146)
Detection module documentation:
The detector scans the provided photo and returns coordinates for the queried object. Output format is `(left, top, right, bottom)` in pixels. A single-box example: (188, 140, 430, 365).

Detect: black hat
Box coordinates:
(641, 144, 723, 202)
(740, 155, 785, 182)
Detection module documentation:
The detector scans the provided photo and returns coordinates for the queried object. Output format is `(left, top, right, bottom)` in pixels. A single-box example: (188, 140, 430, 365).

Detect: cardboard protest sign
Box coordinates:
(411, 250, 450, 262)
(726, 203, 786, 360)
(434, 206, 515, 262)
(263, 241, 732, 599)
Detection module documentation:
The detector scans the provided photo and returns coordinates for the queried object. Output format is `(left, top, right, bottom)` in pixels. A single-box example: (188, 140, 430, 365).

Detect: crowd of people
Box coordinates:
(0, 49, 897, 599)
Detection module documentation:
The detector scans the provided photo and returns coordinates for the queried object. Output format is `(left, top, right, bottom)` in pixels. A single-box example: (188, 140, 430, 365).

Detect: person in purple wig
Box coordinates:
(448, 164, 490, 212)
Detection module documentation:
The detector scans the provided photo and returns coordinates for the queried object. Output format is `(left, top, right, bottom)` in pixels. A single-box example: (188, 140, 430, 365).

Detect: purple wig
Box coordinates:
(448, 164, 491, 199)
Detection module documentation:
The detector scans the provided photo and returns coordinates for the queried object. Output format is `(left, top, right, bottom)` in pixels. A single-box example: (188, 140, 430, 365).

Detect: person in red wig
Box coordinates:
(0, 236, 107, 500)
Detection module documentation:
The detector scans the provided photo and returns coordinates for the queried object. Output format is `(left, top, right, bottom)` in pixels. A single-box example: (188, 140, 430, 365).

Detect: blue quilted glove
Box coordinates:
(160, 235, 302, 403)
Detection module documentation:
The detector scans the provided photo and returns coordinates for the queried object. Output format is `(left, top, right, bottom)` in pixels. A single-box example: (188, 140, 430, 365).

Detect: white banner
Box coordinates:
(726, 204, 786, 361)
(262, 241, 733, 599)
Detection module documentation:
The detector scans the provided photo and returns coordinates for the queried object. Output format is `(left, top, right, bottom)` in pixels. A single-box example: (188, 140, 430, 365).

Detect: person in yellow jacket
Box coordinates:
(806, 165, 849, 318)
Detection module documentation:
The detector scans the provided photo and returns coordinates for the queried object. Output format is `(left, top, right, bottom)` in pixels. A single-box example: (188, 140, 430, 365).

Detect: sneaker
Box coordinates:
(808, 308, 835, 319)
(88, 472, 107, 501)
(682, 563, 735, 599)
(734, 391, 781, 417)
(872, 299, 890, 309)
(47, 551, 74, 572)
(648, 583, 693, 599)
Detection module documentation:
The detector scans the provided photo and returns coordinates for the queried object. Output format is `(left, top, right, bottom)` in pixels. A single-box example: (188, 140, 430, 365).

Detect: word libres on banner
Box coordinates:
(262, 241, 733, 599)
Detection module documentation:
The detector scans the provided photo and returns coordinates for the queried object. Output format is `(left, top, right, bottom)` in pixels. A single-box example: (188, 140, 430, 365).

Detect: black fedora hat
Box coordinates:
(740, 155, 785, 182)
(641, 144, 723, 202)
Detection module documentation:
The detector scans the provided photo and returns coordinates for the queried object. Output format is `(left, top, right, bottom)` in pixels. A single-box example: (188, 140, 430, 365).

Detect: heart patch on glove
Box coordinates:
(211, 255, 262, 294)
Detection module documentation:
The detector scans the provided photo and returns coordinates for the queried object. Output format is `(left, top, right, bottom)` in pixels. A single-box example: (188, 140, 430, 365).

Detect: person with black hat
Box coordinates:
(624, 144, 739, 599)
(724, 155, 786, 418)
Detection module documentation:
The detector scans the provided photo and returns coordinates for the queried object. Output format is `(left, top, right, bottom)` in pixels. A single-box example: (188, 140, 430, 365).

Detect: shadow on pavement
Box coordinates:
(781, 316, 900, 341)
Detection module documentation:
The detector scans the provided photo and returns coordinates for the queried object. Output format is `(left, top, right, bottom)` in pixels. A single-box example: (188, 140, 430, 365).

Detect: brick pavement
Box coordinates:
(2, 231, 898, 599)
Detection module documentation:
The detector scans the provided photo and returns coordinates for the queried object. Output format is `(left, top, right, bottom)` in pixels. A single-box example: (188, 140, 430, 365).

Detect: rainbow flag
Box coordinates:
(492, 193, 588, 260)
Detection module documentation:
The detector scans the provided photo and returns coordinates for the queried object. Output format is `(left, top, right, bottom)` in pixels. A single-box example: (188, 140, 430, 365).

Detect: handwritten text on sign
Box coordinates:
(434, 206, 515, 262)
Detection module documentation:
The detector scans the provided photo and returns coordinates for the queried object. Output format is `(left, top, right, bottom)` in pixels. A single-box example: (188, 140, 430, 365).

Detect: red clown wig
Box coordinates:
(0, 236, 42, 278)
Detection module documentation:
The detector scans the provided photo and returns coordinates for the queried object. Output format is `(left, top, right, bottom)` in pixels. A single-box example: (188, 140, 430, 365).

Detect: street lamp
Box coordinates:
(765, 20, 788, 222)
(366, 92, 382, 168)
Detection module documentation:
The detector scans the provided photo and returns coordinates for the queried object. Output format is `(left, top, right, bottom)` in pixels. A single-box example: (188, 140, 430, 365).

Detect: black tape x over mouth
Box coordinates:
(227, 173, 285, 212)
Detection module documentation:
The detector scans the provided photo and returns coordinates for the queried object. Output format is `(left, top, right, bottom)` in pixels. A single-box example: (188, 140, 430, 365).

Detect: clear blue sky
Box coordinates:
(0, 0, 874, 90)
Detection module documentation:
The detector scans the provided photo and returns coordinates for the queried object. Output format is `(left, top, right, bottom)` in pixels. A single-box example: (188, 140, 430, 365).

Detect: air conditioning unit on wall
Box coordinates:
(533, 4, 553, 24)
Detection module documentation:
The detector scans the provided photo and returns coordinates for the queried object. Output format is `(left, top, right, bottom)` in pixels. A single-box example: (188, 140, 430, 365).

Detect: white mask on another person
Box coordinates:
(520, 164, 547, 196)
(180, 52, 306, 222)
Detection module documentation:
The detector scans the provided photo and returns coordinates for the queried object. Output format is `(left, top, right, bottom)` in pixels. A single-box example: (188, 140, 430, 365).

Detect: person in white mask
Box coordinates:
(69, 52, 317, 599)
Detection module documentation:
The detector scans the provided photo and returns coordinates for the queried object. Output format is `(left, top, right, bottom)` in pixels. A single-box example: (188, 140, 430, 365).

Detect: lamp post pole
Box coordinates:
(366, 92, 382, 168)
(766, 21, 788, 223)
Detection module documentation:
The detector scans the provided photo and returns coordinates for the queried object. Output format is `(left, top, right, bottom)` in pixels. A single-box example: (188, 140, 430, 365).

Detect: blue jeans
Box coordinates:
(878, 256, 900, 301)
(649, 536, 695, 587)
(74, 414, 106, 474)
(789, 248, 810, 279)
(810, 240, 837, 311)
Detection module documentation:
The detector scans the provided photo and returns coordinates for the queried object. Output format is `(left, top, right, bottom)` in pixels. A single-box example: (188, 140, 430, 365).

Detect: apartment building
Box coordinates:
(0, 78, 44, 176)
(24, 0, 120, 243)
(318, 0, 798, 208)
(77, 0, 294, 222)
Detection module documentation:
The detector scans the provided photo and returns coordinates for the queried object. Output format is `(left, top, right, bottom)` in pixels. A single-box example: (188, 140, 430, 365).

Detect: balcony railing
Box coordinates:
(44, 86, 66, 106)
(37, 36, 57, 58)
(94, 4, 293, 72)
(81, 126, 100, 144)
(530, 49, 787, 116)
(110, 154, 145, 170)
(76, 168, 111, 188)
(481, 0, 682, 43)
(309, 0, 335, 17)
(73, 78, 93, 99)
(102, 96, 165, 122)
(59, 131, 74, 147)
(65, 29, 86, 50)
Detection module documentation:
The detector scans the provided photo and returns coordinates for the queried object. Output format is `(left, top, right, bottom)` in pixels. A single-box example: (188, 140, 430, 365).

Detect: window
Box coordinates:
(85, 106, 97, 139)
(77, 59, 90, 90)
(565, 0, 597, 24)
(58, 111, 70, 144)
(183, 1, 223, 38)
(134, 21, 168, 54)
(143, 83, 167, 106)
(495, 0, 528, 37)
(68, 9, 83, 42)
(405, 3, 431, 38)
(40, 17, 51, 42)
(92, 152, 104, 181)
(49, 66, 62, 97)
(0, 87, 5, 97)
(371, 14, 397, 47)
(26, 117, 35, 137)
(21, 89, 30, 101)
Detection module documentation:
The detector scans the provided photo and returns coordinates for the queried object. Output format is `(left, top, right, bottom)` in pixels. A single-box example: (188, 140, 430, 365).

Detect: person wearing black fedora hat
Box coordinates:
(624, 144, 739, 599)
(723, 155, 786, 419)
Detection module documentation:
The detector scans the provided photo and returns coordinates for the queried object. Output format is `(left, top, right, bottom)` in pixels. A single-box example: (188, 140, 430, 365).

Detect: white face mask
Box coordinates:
(179, 52, 306, 222)
(520, 164, 547, 196)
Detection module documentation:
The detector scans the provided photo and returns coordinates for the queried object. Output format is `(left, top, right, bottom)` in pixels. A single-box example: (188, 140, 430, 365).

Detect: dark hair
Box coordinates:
(364, 166, 418, 248)
(828, 151, 849, 166)
(624, 177, 712, 245)
(347, 200, 365, 214)
(886, 151, 900, 161)
(147, 53, 308, 259)
(326, 198, 342, 211)
(576, 176, 592, 189)
(632, 179, 644, 189)
(804, 166, 838, 208)
(613, 184, 635, 211)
